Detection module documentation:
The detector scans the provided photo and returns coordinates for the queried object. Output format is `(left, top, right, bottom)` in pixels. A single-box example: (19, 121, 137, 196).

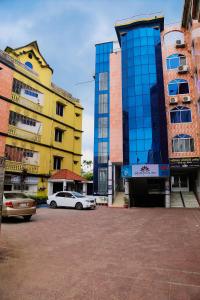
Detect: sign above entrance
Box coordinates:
(121, 164, 169, 178)
(170, 157, 200, 168)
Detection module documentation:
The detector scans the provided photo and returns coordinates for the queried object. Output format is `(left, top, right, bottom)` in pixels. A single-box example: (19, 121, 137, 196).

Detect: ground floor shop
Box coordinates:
(111, 162, 200, 208)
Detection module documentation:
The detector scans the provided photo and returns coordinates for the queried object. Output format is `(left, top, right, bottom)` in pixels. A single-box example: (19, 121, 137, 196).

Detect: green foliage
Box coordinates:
(82, 172, 93, 181)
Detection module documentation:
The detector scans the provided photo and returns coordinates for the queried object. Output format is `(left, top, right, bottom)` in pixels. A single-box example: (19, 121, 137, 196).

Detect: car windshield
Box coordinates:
(4, 193, 28, 199)
(71, 192, 84, 198)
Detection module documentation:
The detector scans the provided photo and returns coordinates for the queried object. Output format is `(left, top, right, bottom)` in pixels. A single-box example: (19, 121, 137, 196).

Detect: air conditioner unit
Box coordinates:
(170, 97, 178, 104)
(176, 39, 185, 48)
(182, 96, 191, 103)
(178, 65, 189, 73)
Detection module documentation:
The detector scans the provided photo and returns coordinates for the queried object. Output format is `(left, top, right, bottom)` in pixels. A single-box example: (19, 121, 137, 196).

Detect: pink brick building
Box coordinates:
(0, 62, 13, 156)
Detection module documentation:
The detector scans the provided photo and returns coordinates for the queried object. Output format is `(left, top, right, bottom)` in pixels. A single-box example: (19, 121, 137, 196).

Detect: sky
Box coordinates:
(0, 0, 184, 162)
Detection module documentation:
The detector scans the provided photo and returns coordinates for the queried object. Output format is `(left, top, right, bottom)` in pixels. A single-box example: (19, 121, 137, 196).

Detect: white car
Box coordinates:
(47, 191, 96, 210)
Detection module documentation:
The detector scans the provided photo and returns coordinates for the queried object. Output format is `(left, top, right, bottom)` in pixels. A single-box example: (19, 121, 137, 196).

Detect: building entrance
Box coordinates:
(171, 175, 189, 192)
(129, 178, 166, 207)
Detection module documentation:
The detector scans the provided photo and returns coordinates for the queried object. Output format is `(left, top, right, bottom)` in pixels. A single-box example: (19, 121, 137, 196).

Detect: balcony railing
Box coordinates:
(11, 92, 43, 113)
(0, 49, 39, 78)
(8, 125, 41, 143)
(5, 160, 39, 174)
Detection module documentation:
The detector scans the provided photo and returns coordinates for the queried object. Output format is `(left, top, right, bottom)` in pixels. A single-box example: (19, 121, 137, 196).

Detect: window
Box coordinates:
(98, 168, 108, 194)
(25, 61, 33, 69)
(99, 72, 108, 91)
(170, 106, 192, 123)
(198, 100, 200, 115)
(12, 78, 39, 95)
(166, 54, 186, 70)
(98, 117, 108, 138)
(5, 145, 36, 163)
(56, 102, 64, 116)
(13, 184, 29, 191)
(172, 134, 194, 152)
(99, 94, 108, 113)
(9, 111, 36, 127)
(168, 79, 189, 95)
(56, 192, 66, 197)
(53, 156, 62, 170)
(55, 128, 63, 142)
(98, 142, 108, 163)
(23, 150, 34, 158)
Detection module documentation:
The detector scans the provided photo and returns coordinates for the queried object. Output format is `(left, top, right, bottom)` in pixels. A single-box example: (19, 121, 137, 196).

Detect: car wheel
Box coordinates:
(24, 215, 32, 222)
(50, 201, 57, 209)
(75, 202, 83, 210)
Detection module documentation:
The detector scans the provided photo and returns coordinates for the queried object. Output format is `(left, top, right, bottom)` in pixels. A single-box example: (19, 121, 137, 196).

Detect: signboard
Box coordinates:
(21, 88, 43, 105)
(132, 164, 158, 177)
(170, 157, 200, 168)
(0, 157, 5, 227)
(121, 164, 170, 178)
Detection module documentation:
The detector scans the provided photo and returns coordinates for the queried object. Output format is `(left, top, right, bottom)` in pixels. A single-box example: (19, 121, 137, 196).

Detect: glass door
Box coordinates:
(171, 175, 189, 192)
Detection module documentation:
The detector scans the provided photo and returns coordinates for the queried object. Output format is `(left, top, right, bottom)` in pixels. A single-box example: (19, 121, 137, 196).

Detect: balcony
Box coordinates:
(5, 160, 39, 174)
(8, 125, 41, 143)
(11, 92, 43, 113)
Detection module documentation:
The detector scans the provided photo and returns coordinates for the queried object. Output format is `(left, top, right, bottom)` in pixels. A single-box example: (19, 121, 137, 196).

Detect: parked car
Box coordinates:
(2, 192, 36, 221)
(47, 191, 96, 210)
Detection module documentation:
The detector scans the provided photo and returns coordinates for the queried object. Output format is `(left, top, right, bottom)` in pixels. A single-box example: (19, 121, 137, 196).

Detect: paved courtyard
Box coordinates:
(0, 207, 200, 299)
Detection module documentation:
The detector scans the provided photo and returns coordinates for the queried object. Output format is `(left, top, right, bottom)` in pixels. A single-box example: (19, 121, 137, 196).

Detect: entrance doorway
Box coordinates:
(171, 175, 189, 192)
(53, 182, 63, 194)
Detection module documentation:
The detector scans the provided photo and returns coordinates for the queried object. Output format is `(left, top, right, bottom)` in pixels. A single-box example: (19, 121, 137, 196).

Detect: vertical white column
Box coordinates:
(108, 160, 113, 206)
(83, 182, 87, 196)
(165, 178, 170, 208)
(63, 180, 67, 191)
(48, 181, 53, 196)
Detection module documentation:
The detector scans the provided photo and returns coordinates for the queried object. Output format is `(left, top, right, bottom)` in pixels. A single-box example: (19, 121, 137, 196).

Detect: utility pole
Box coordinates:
(0, 157, 5, 229)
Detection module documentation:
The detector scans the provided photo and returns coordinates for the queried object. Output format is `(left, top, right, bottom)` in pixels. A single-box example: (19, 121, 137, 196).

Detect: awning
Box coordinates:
(49, 169, 86, 182)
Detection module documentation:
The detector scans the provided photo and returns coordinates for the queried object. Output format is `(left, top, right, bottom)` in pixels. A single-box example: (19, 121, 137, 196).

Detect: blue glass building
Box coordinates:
(93, 42, 113, 194)
(93, 17, 169, 204)
(116, 17, 168, 166)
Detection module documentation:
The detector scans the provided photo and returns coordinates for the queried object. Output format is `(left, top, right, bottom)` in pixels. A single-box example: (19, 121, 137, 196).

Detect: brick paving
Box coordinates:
(0, 207, 200, 299)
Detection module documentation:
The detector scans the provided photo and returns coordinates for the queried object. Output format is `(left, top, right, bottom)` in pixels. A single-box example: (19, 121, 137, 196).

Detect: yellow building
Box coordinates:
(1, 41, 83, 196)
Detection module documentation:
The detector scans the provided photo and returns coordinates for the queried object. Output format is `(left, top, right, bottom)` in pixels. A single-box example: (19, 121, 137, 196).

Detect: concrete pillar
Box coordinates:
(113, 164, 116, 199)
(165, 178, 170, 208)
(108, 160, 113, 206)
(47, 181, 53, 196)
(63, 180, 67, 191)
(83, 182, 87, 196)
(124, 178, 130, 207)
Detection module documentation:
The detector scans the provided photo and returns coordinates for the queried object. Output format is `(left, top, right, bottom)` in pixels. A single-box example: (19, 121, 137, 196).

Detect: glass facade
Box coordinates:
(119, 20, 168, 165)
(94, 42, 113, 194)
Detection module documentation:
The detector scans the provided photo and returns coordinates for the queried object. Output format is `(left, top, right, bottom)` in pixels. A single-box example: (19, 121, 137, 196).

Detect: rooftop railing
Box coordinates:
(0, 49, 39, 78)
(115, 12, 162, 26)
(5, 160, 39, 174)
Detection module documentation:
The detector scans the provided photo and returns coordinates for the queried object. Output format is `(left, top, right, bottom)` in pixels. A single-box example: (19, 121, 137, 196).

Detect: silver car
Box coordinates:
(2, 192, 36, 221)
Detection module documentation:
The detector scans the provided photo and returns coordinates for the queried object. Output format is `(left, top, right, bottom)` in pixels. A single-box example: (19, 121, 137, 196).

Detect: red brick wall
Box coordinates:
(161, 26, 200, 158)
(0, 62, 13, 156)
(110, 51, 123, 163)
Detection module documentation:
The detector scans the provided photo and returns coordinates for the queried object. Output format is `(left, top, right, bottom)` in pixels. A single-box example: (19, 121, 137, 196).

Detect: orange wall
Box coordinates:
(161, 26, 200, 159)
(0, 62, 13, 156)
(110, 51, 123, 163)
